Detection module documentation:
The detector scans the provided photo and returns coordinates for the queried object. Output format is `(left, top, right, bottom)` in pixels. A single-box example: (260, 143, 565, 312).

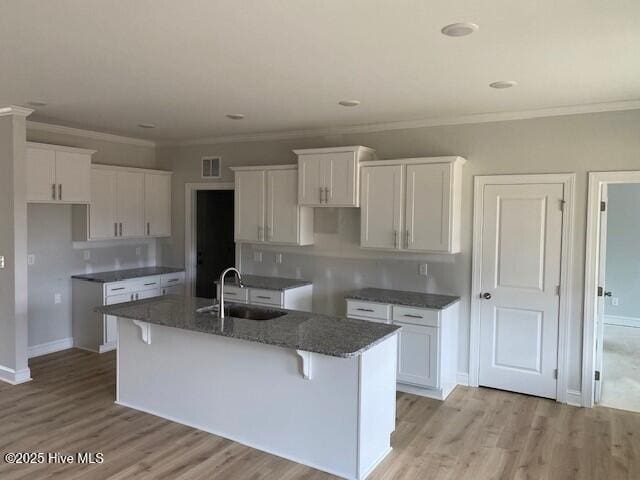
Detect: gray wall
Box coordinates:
(157, 108, 640, 392)
(605, 184, 640, 320)
(25, 129, 157, 349)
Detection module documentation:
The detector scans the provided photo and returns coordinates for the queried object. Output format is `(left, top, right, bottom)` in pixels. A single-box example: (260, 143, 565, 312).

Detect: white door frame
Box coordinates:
(184, 182, 237, 298)
(470, 173, 576, 403)
(581, 171, 640, 408)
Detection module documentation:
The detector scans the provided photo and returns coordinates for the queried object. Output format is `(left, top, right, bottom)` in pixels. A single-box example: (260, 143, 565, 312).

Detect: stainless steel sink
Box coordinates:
(225, 305, 286, 321)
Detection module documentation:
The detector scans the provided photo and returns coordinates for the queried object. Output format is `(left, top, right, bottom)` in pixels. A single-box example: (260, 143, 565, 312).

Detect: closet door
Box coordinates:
(116, 171, 145, 238)
(26, 147, 56, 202)
(360, 165, 403, 249)
(89, 169, 118, 240)
(404, 163, 451, 252)
(266, 168, 299, 244)
(235, 170, 266, 242)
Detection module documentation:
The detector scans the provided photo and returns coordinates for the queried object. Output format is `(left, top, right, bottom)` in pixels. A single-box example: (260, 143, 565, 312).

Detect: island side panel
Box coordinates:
(357, 334, 398, 478)
(117, 318, 361, 479)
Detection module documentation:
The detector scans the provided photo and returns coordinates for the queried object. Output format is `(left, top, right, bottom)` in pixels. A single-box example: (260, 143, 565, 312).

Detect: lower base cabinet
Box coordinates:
(347, 298, 459, 400)
(216, 284, 313, 311)
(73, 272, 184, 353)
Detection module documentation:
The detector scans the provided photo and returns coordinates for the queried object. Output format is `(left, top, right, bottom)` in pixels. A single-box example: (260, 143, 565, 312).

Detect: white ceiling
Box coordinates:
(2, 0, 639, 142)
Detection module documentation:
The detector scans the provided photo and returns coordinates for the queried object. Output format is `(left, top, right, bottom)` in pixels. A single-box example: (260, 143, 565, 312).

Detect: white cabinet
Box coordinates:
(294, 146, 375, 207)
(73, 271, 184, 353)
(346, 297, 459, 400)
(144, 172, 172, 237)
(217, 283, 313, 311)
(359, 156, 465, 253)
(73, 165, 172, 241)
(26, 142, 95, 204)
(232, 165, 313, 245)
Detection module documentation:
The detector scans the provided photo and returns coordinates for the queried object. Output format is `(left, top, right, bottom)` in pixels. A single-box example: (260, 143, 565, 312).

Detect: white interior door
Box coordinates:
(404, 163, 451, 252)
(266, 169, 298, 244)
(478, 183, 564, 399)
(55, 151, 91, 203)
(235, 170, 265, 242)
(89, 169, 118, 240)
(116, 171, 145, 237)
(594, 184, 609, 404)
(26, 147, 56, 202)
(360, 165, 403, 249)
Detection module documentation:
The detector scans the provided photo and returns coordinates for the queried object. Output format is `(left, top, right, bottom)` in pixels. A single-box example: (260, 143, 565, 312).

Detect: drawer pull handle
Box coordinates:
(357, 308, 375, 312)
(403, 314, 423, 319)
(111, 287, 126, 291)
(256, 295, 271, 299)
(144, 283, 156, 286)
(167, 279, 179, 283)
(226, 292, 237, 295)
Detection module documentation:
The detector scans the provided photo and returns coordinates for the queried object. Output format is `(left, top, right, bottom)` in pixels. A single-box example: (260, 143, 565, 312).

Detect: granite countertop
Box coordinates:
(72, 267, 185, 284)
(215, 274, 312, 291)
(345, 288, 460, 310)
(97, 295, 399, 358)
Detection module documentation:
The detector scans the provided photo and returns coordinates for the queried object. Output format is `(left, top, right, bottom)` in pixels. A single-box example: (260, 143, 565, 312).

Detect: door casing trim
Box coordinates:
(470, 173, 576, 404)
(184, 182, 236, 298)
(582, 171, 640, 408)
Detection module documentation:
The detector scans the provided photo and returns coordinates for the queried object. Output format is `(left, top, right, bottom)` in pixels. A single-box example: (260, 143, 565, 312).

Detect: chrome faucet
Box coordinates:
(218, 267, 243, 319)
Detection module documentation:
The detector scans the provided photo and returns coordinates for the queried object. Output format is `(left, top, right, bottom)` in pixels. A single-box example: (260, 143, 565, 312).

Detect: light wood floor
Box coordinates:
(1, 349, 640, 480)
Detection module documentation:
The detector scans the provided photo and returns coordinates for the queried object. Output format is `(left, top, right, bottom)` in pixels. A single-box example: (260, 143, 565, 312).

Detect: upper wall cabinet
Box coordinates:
(294, 146, 376, 207)
(26, 142, 95, 204)
(231, 165, 314, 246)
(360, 157, 466, 254)
(72, 165, 172, 241)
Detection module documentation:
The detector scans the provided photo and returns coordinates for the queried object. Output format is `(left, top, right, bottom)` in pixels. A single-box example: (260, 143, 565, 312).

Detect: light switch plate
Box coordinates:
(0, 255, 4, 269)
(27, 254, 35, 266)
(419, 264, 428, 276)
(612, 297, 619, 306)
(54, 293, 62, 304)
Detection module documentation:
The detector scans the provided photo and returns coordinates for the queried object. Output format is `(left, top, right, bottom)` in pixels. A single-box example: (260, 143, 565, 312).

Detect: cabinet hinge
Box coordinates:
(595, 370, 601, 381)
(600, 201, 607, 212)
(553, 369, 558, 379)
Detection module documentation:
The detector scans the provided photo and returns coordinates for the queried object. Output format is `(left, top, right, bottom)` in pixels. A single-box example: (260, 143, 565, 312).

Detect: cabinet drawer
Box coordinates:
(161, 272, 185, 287)
(222, 285, 248, 303)
(347, 300, 391, 321)
(393, 305, 440, 327)
(249, 289, 283, 306)
(105, 282, 137, 296)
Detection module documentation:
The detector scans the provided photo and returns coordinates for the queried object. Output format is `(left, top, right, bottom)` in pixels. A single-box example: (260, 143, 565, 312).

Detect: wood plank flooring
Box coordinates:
(1, 348, 640, 479)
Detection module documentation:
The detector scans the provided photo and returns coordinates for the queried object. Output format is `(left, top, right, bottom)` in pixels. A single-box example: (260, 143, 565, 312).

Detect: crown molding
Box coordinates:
(26, 121, 156, 148)
(0, 105, 34, 117)
(161, 99, 640, 147)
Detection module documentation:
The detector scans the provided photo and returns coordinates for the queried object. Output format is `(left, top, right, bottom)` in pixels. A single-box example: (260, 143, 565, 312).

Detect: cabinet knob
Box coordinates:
(481, 292, 492, 300)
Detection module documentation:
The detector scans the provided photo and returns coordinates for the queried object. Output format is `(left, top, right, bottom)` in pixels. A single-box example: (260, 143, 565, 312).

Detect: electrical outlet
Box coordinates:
(253, 251, 263, 263)
(0, 256, 5, 269)
(83, 250, 91, 261)
(54, 293, 62, 304)
(612, 297, 620, 306)
(27, 254, 35, 266)
(419, 264, 428, 276)
(275, 253, 283, 264)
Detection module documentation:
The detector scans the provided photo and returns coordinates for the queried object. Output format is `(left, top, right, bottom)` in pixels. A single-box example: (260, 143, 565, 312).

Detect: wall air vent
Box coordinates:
(202, 156, 222, 179)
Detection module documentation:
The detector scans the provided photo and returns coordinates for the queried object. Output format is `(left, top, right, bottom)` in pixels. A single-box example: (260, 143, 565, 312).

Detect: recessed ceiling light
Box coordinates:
(338, 100, 361, 107)
(489, 80, 518, 89)
(26, 100, 48, 107)
(226, 114, 245, 120)
(138, 123, 156, 129)
(441, 22, 479, 37)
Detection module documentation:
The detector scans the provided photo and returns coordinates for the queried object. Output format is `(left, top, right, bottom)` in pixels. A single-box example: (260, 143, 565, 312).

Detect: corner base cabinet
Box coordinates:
(72, 271, 184, 352)
(347, 298, 459, 400)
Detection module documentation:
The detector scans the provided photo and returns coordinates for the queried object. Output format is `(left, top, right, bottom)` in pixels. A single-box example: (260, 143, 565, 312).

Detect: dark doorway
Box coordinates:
(195, 190, 235, 298)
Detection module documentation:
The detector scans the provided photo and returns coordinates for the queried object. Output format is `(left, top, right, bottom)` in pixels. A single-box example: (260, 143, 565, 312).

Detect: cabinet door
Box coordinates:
(162, 285, 184, 296)
(137, 288, 162, 300)
(396, 322, 439, 388)
(116, 171, 145, 238)
(89, 169, 118, 240)
(324, 152, 358, 206)
(26, 147, 56, 202)
(298, 155, 325, 206)
(235, 170, 265, 242)
(266, 169, 299, 244)
(144, 173, 172, 237)
(55, 151, 91, 203)
(404, 163, 451, 252)
(360, 165, 403, 249)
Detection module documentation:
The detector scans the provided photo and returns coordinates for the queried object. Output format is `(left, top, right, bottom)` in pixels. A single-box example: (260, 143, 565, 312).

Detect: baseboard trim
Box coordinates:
(604, 315, 640, 328)
(28, 337, 74, 358)
(0, 364, 32, 385)
(566, 389, 583, 407)
(456, 372, 469, 386)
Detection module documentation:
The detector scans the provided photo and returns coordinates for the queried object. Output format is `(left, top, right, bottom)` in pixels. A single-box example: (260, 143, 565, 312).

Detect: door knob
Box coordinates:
(481, 292, 492, 300)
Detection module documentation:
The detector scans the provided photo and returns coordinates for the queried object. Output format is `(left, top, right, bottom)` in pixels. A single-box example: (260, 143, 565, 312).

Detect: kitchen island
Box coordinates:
(98, 295, 400, 480)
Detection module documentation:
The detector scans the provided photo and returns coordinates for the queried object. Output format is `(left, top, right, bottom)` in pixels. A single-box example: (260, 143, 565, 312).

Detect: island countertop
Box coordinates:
(72, 266, 184, 283)
(97, 295, 399, 358)
(214, 274, 312, 291)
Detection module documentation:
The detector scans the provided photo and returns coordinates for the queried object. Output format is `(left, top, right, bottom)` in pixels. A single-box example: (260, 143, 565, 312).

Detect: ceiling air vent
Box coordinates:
(202, 156, 222, 179)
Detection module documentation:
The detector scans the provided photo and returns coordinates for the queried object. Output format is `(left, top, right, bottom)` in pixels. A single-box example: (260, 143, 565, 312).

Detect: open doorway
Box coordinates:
(195, 190, 235, 298)
(583, 171, 640, 410)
